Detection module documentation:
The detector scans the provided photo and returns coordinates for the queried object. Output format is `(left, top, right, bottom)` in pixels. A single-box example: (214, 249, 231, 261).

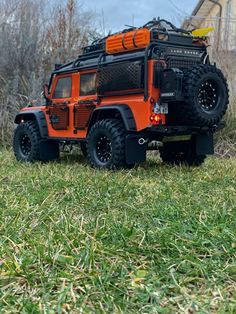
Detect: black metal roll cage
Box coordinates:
(47, 30, 208, 102)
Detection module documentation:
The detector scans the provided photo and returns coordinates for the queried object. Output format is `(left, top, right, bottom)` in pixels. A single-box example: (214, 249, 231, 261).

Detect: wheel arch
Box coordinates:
(88, 104, 136, 132)
(14, 110, 48, 138)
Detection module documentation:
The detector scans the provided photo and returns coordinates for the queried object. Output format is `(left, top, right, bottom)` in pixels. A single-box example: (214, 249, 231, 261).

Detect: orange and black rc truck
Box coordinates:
(13, 19, 229, 169)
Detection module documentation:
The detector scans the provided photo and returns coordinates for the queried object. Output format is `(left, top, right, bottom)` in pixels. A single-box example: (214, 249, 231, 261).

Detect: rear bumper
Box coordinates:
(145, 122, 225, 139)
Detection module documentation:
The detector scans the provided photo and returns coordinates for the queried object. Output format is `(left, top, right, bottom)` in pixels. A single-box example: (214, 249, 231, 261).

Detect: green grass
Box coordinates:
(0, 149, 236, 313)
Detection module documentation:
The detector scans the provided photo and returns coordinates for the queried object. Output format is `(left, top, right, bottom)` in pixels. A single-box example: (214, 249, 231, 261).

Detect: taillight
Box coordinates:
(150, 113, 166, 125)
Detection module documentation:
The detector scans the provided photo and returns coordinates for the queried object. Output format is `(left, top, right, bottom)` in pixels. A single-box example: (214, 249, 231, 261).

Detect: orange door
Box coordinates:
(74, 71, 98, 131)
(49, 75, 72, 131)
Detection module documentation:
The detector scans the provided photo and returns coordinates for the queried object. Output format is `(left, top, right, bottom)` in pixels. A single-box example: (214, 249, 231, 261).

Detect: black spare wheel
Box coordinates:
(182, 64, 229, 126)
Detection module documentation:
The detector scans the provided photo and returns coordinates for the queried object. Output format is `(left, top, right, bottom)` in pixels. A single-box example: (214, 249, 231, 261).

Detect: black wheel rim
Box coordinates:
(19, 134, 31, 157)
(96, 135, 112, 164)
(198, 80, 219, 112)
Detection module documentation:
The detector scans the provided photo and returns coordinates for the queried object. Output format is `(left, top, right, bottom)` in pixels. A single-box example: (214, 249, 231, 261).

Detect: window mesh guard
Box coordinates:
(97, 61, 144, 94)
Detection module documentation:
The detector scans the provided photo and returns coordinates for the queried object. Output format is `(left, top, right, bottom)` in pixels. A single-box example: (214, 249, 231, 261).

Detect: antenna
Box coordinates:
(101, 9, 105, 37)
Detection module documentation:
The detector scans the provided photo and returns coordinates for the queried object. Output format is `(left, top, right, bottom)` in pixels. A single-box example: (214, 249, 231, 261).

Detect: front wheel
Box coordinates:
(13, 121, 59, 162)
(87, 119, 126, 170)
(13, 121, 41, 162)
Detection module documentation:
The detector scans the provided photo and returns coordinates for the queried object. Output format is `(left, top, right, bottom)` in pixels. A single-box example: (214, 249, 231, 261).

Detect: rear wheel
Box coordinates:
(160, 140, 206, 167)
(87, 119, 126, 169)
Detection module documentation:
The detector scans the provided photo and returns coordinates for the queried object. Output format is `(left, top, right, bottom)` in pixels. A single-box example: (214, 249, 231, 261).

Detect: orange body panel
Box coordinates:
(106, 29, 150, 54)
(20, 61, 162, 139)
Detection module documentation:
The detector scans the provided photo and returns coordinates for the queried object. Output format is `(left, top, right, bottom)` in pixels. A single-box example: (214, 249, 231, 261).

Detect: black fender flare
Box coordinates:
(14, 110, 48, 138)
(88, 104, 136, 132)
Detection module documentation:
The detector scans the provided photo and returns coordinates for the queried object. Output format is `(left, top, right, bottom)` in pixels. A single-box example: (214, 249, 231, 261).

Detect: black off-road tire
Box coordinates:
(13, 121, 41, 162)
(87, 119, 126, 170)
(13, 121, 59, 162)
(182, 64, 229, 126)
(160, 140, 206, 167)
(80, 142, 88, 157)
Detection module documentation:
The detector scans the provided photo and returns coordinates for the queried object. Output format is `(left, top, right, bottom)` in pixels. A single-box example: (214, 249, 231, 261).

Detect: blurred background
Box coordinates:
(0, 0, 235, 155)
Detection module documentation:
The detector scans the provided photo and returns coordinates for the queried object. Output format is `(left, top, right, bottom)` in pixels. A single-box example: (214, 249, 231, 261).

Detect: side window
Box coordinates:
(80, 73, 97, 96)
(53, 77, 72, 99)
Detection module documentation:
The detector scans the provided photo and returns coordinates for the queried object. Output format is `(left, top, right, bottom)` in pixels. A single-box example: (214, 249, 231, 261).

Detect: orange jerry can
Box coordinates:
(106, 28, 151, 54)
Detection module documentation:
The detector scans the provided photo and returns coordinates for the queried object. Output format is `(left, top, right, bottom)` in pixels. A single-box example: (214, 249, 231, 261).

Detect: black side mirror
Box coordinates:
(43, 84, 50, 100)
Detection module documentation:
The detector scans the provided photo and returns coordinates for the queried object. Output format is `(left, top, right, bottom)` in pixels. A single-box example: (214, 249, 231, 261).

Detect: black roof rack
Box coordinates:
(80, 19, 192, 58)
(53, 19, 198, 74)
